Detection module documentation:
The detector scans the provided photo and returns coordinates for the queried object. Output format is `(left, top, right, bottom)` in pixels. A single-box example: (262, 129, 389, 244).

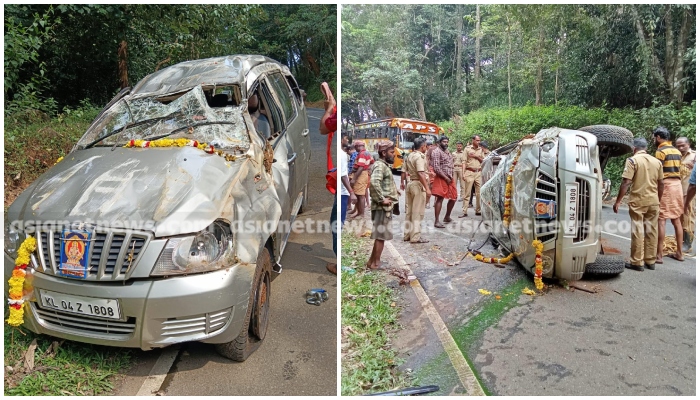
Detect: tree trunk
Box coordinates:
(417, 96, 427, 121)
(475, 5, 481, 80)
(672, 7, 691, 105)
(631, 6, 666, 91)
(455, 5, 463, 90)
(535, 27, 544, 106)
(118, 40, 129, 89)
(664, 5, 675, 85)
(506, 15, 512, 109)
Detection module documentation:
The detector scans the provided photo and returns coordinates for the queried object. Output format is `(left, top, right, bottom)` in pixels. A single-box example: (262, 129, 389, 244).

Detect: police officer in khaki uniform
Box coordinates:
(403, 137, 432, 243)
(459, 135, 486, 218)
(452, 142, 466, 201)
(676, 137, 696, 252)
(613, 138, 665, 271)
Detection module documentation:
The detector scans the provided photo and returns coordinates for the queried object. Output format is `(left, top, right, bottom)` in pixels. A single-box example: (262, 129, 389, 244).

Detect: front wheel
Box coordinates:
(584, 254, 624, 276)
(215, 248, 272, 361)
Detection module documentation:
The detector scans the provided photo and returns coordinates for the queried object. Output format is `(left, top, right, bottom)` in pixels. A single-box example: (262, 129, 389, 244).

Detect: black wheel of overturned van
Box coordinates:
(585, 254, 624, 276)
(215, 248, 272, 362)
(577, 125, 634, 158)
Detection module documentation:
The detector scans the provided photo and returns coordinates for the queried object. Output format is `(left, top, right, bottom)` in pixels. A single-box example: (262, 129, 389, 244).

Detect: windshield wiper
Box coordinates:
(83, 111, 182, 149)
(142, 121, 238, 142)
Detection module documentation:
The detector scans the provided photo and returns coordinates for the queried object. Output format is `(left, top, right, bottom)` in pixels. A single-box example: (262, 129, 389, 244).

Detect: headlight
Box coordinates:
(151, 221, 231, 276)
(5, 222, 20, 257)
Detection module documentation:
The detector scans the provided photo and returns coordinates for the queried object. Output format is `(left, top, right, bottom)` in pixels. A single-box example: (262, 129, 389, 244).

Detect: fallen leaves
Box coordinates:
(387, 267, 410, 285)
(23, 339, 37, 372)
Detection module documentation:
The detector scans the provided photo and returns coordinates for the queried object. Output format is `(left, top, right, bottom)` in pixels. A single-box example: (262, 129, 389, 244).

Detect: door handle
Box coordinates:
(287, 152, 297, 164)
(301, 129, 309, 137)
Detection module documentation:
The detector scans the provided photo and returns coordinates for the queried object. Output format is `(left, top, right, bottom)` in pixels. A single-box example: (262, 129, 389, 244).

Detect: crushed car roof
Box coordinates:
(131, 54, 289, 97)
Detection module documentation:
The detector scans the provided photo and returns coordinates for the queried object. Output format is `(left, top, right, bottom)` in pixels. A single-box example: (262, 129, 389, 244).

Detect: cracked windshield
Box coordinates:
(78, 85, 248, 148)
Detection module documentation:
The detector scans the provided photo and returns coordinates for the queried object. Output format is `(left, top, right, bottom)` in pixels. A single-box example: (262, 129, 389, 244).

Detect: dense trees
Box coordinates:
(341, 4, 696, 124)
(4, 4, 337, 114)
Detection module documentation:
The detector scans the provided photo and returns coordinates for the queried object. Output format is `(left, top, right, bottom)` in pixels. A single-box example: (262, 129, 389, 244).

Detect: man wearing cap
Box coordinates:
(676, 137, 696, 252)
(653, 127, 684, 263)
(366, 140, 400, 269)
(403, 137, 431, 243)
(614, 137, 664, 271)
(430, 135, 458, 228)
(460, 135, 486, 218)
(349, 140, 374, 219)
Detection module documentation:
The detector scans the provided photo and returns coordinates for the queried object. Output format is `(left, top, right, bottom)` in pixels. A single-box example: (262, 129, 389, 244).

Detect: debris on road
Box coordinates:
(388, 267, 410, 285)
(614, 290, 623, 296)
(571, 284, 598, 294)
(478, 289, 492, 295)
(306, 288, 329, 306)
(522, 288, 536, 296)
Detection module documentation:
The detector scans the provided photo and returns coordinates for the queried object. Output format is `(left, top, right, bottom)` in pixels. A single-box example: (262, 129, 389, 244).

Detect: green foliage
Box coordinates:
(4, 327, 134, 395)
(341, 233, 412, 396)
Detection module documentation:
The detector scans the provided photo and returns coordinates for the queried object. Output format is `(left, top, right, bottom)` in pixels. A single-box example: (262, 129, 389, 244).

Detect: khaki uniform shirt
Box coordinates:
(452, 150, 466, 168)
(680, 149, 696, 194)
(405, 151, 427, 181)
(465, 145, 485, 171)
(621, 150, 664, 207)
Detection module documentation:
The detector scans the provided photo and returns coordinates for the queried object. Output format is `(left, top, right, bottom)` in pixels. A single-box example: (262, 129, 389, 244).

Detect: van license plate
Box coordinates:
(564, 183, 578, 236)
(39, 290, 121, 320)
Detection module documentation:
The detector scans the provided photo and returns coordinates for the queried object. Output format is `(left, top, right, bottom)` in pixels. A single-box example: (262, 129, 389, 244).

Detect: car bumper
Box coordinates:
(5, 252, 255, 350)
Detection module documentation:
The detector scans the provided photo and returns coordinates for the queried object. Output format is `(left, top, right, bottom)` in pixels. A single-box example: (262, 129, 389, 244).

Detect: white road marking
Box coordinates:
(135, 345, 180, 396)
(385, 241, 486, 396)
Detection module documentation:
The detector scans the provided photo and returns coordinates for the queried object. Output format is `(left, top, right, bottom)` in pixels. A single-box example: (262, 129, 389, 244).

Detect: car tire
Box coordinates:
(577, 125, 634, 158)
(584, 254, 625, 276)
(215, 248, 272, 362)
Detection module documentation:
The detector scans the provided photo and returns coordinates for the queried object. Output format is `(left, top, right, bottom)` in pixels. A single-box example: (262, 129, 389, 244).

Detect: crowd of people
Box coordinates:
(340, 126, 695, 272)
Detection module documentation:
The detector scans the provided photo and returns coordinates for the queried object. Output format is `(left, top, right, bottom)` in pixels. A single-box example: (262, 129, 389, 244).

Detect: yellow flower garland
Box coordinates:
(532, 239, 544, 291)
(503, 147, 522, 228)
(7, 236, 37, 327)
(124, 138, 241, 162)
(470, 251, 514, 264)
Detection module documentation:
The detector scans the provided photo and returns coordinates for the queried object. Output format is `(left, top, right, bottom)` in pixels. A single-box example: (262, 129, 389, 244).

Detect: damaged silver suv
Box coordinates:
(4, 55, 310, 361)
(481, 125, 633, 282)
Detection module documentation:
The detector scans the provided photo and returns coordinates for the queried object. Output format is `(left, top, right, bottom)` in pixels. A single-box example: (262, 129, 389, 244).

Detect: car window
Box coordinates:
(260, 81, 285, 136)
(267, 72, 296, 124)
(77, 85, 249, 148)
(285, 75, 304, 105)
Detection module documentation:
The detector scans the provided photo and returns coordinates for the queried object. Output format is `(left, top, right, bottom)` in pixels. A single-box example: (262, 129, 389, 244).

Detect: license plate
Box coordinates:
(564, 183, 578, 236)
(39, 289, 122, 320)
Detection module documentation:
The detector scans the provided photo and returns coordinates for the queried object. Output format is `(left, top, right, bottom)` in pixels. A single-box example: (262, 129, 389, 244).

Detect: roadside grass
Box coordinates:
(4, 325, 134, 395)
(451, 276, 532, 395)
(340, 232, 412, 396)
(4, 106, 99, 208)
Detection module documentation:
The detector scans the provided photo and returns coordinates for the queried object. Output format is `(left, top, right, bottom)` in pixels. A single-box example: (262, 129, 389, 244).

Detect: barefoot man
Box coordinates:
(430, 135, 457, 228)
(366, 141, 399, 269)
(653, 127, 685, 263)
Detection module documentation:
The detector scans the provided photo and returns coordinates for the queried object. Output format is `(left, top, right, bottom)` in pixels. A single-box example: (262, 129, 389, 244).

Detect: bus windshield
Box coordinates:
(399, 131, 437, 149)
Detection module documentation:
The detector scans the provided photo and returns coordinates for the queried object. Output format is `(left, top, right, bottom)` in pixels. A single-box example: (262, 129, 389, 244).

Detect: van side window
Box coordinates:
(267, 72, 296, 124)
(260, 81, 285, 137)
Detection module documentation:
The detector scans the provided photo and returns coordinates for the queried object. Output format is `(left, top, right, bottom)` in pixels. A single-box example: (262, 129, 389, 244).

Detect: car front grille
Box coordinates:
(576, 136, 590, 169)
(161, 308, 232, 338)
(35, 229, 149, 281)
(32, 303, 136, 338)
(535, 171, 557, 243)
(574, 178, 590, 243)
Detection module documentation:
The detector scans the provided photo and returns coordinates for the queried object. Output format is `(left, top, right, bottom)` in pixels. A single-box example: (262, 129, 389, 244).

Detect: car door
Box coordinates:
(265, 72, 309, 216)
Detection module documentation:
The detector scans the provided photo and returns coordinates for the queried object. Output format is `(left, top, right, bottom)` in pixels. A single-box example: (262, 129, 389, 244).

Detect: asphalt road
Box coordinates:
(374, 175, 695, 396)
(115, 108, 337, 396)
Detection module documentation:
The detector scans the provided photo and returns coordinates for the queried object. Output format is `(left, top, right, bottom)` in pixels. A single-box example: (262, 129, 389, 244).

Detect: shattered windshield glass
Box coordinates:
(78, 85, 249, 148)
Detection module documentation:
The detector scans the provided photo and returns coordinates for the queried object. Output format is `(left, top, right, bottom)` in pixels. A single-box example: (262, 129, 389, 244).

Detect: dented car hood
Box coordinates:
(11, 147, 247, 237)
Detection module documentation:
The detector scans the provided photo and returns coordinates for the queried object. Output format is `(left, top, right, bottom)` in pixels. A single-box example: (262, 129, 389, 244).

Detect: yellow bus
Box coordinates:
(346, 118, 444, 170)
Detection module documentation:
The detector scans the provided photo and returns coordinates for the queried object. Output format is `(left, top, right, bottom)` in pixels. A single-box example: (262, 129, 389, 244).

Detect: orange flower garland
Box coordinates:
(532, 239, 544, 290)
(7, 236, 37, 327)
(503, 147, 522, 228)
(124, 138, 240, 162)
(471, 251, 514, 264)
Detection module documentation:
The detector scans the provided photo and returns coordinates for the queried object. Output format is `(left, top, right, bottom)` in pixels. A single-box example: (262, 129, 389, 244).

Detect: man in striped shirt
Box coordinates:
(653, 126, 685, 263)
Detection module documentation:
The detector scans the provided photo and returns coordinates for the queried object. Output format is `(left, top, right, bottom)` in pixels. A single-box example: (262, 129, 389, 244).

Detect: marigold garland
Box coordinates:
(503, 146, 522, 228)
(470, 251, 514, 264)
(532, 239, 544, 291)
(124, 138, 241, 162)
(7, 236, 37, 327)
